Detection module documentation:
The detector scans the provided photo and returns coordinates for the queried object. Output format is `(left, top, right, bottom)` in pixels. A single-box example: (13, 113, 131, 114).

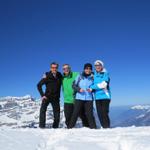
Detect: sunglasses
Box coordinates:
(95, 64, 102, 67)
(63, 67, 69, 71)
(51, 67, 58, 69)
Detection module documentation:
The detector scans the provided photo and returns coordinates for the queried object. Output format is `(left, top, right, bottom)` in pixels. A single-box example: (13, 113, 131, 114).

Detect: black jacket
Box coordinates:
(37, 71, 62, 100)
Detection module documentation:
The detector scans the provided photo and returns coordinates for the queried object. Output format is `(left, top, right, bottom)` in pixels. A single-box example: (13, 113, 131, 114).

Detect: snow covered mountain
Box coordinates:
(0, 95, 150, 128)
(0, 96, 150, 150)
(0, 95, 65, 128)
(111, 105, 150, 127)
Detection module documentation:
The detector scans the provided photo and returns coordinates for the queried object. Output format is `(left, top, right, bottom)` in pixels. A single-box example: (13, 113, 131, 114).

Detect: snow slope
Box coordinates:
(0, 127, 150, 150)
(1, 96, 150, 150)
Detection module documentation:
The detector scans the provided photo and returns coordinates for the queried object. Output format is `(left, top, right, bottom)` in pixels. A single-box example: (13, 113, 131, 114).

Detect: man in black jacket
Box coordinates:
(37, 62, 62, 128)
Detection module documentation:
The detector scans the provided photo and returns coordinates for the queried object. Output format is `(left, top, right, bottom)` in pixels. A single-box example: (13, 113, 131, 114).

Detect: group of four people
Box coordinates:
(37, 60, 111, 129)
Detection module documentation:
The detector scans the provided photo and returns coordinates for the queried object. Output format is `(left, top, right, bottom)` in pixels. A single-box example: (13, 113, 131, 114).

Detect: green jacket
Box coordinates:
(62, 72, 79, 104)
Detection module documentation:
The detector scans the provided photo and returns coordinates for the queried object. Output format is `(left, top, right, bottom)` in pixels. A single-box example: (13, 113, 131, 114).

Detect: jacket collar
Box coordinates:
(49, 71, 60, 78)
(95, 68, 107, 74)
(63, 72, 72, 78)
(81, 72, 93, 79)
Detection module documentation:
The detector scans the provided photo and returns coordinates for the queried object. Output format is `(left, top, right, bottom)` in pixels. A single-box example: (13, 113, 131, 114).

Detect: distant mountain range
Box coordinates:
(0, 95, 64, 128)
(0, 95, 150, 128)
(110, 105, 150, 127)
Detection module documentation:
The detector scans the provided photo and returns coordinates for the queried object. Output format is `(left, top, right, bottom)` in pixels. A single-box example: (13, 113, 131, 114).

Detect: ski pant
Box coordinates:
(64, 103, 89, 128)
(68, 100, 96, 129)
(39, 99, 60, 128)
(96, 99, 111, 128)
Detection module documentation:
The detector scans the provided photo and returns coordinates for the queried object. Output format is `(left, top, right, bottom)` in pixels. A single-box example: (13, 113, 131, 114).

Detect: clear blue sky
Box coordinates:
(0, 0, 150, 106)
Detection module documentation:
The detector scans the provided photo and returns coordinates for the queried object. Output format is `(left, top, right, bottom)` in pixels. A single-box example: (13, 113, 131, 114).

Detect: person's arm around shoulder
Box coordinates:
(72, 74, 85, 93)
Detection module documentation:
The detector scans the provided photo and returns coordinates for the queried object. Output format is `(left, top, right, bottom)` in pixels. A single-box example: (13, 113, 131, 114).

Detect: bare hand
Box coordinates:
(41, 96, 47, 101)
(87, 88, 92, 92)
(80, 89, 85, 93)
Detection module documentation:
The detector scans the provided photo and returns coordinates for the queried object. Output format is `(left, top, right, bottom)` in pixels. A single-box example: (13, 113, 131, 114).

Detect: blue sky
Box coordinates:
(0, 0, 150, 106)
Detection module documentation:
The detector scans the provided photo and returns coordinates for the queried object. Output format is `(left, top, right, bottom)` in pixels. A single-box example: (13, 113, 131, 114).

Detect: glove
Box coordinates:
(97, 81, 107, 89)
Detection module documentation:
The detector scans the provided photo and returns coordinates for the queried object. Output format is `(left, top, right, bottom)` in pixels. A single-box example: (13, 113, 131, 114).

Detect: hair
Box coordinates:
(84, 63, 93, 70)
(50, 62, 59, 68)
(63, 64, 69, 67)
(63, 64, 71, 70)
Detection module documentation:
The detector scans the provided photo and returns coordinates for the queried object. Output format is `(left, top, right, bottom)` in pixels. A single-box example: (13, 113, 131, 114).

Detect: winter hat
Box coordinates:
(84, 63, 93, 70)
(94, 60, 104, 67)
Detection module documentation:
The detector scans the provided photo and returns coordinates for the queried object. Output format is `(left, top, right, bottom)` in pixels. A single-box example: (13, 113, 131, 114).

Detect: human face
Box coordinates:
(84, 67, 92, 75)
(95, 64, 103, 72)
(51, 64, 58, 74)
(63, 65, 70, 75)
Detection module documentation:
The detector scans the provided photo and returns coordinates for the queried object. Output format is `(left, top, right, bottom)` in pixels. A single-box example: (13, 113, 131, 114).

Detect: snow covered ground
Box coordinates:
(0, 126, 150, 150)
(1, 96, 150, 150)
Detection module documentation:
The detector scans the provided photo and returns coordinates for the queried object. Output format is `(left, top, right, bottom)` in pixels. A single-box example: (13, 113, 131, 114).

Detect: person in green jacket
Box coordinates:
(62, 64, 89, 128)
